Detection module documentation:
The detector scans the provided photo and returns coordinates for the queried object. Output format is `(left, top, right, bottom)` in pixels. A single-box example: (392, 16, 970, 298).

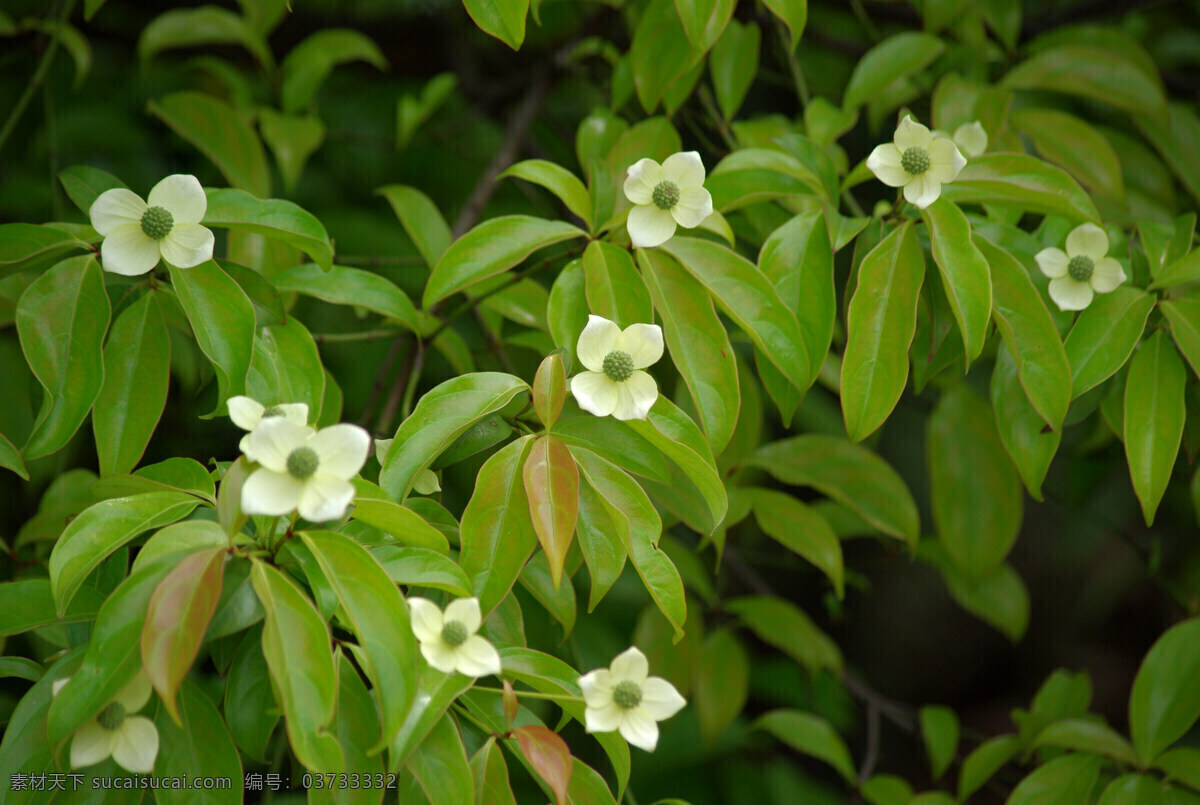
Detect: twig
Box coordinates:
(335, 254, 426, 267)
(775, 20, 810, 108)
(312, 328, 404, 344)
(0, 0, 76, 157)
(358, 336, 406, 429)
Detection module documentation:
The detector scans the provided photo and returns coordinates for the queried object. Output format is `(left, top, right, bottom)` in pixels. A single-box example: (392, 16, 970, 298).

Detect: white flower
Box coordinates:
(569, 315, 663, 421)
(624, 151, 714, 248)
(241, 418, 370, 522)
(53, 671, 159, 774)
(228, 396, 309, 453)
(375, 438, 441, 494)
(866, 116, 967, 209)
(408, 597, 502, 677)
(1035, 223, 1126, 311)
(89, 174, 215, 276)
(578, 647, 686, 752)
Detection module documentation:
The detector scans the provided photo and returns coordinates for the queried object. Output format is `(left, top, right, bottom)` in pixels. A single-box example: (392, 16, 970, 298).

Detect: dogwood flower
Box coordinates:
(578, 647, 686, 752)
(408, 597, 502, 677)
(52, 671, 159, 773)
(1035, 223, 1126, 311)
(624, 151, 714, 248)
(570, 315, 663, 421)
(89, 174, 214, 276)
(228, 396, 309, 453)
(374, 438, 440, 493)
(867, 116, 967, 209)
(932, 121, 988, 159)
(241, 418, 370, 522)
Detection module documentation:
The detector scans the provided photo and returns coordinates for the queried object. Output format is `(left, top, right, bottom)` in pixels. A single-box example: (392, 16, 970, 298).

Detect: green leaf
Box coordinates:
(760, 211, 836, 381)
(166, 261, 256, 414)
(58, 165, 126, 216)
(245, 316, 327, 421)
(553, 415, 670, 484)
(705, 149, 818, 211)
(397, 72, 458, 149)
(673, 0, 734, 52)
(1012, 108, 1125, 200)
(387, 666, 473, 771)
(726, 596, 841, 673)
(1033, 719, 1138, 766)
(204, 188, 333, 271)
(1098, 775, 1166, 805)
(762, 0, 806, 50)
(377, 184, 453, 269)
(694, 629, 749, 745)
(932, 547, 1030, 642)
(1153, 248, 1200, 290)
(958, 735, 1021, 800)
(463, 0, 529, 50)
(638, 249, 739, 454)
(919, 705, 959, 781)
(372, 546, 471, 595)
(220, 259, 285, 327)
(754, 709, 855, 781)
(1135, 104, 1200, 209)
(423, 216, 585, 308)
(747, 435, 919, 546)
(154, 682, 244, 805)
(250, 560, 344, 772)
(0, 580, 104, 637)
(928, 385, 1022, 579)
(94, 293, 170, 476)
(584, 240, 653, 328)
(49, 491, 199, 615)
(313, 654, 386, 805)
(922, 198, 993, 366)
(17, 255, 109, 459)
(659, 236, 812, 392)
(380, 372, 529, 501)
(710, 20, 759, 121)
(139, 6, 272, 68)
(0, 223, 84, 279)
(471, 738, 518, 805)
(280, 29, 387, 112)
(148, 92, 270, 197)
(979, 237, 1071, 430)
(350, 490, 450, 553)
(301, 531, 419, 752)
(1006, 753, 1102, 805)
(408, 713, 476, 805)
(1154, 747, 1200, 792)
(1161, 299, 1200, 378)
(0, 431, 28, 480)
(991, 343, 1060, 500)
(133, 520, 227, 573)
(501, 160, 592, 231)
(841, 221, 923, 442)
(273, 263, 417, 331)
(0, 656, 43, 682)
(142, 547, 226, 723)
(630, 0, 696, 113)
(1124, 332, 1187, 526)
(861, 775, 914, 805)
(533, 354, 567, 430)
(522, 436, 579, 590)
(843, 32, 945, 110)
(225, 627, 277, 762)
(257, 109, 326, 193)
(940, 153, 1101, 224)
(575, 480, 628, 611)
(1064, 286, 1155, 397)
(748, 488, 843, 598)
(1002, 44, 1167, 118)
(1131, 616, 1200, 765)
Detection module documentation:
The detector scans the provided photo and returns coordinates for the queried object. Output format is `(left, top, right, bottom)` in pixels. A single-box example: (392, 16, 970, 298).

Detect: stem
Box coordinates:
(776, 22, 810, 108)
(473, 686, 583, 704)
(0, 0, 76, 157)
(335, 254, 425, 267)
(696, 85, 737, 151)
(849, 0, 881, 42)
(312, 329, 404, 344)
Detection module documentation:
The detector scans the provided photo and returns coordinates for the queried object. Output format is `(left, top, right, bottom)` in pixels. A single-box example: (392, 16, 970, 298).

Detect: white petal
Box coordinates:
(619, 709, 660, 751)
(571, 371, 620, 417)
(241, 469, 305, 516)
(227, 396, 265, 431)
(610, 371, 658, 421)
(639, 677, 687, 720)
(902, 174, 942, 209)
(576, 315, 622, 372)
(374, 438, 394, 464)
(615, 324, 664, 369)
(115, 671, 152, 713)
(578, 669, 615, 708)
(407, 597, 445, 643)
(585, 702, 624, 733)
(420, 639, 460, 674)
(893, 115, 932, 151)
(70, 722, 114, 769)
(866, 144, 908, 187)
(148, 174, 207, 224)
(1066, 223, 1109, 260)
(609, 647, 649, 685)
(927, 138, 966, 184)
(238, 433, 252, 454)
(1035, 248, 1069, 279)
(308, 424, 371, 479)
(52, 677, 72, 697)
(244, 418, 310, 472)
(444, 597, 483, 634)
(297, 476, 355, 522)
(671, 186, 713, 229)
(101, 223, 161, 276)
(111, 716, 158, 774)
(1090, 257, 1126, 293)
(160, 223, 215, 269)
(277, 403, 310, 427)
(661, 151, 706, 189)
(454, 635, 502, 677)
(89, 189, 147, 236)
(627, 204, 678, 248)
(624, 158, 664, 205)
(413, 468, 441, 494)
(1048, 276, 1094, 311)
(953, 121, 988, 157)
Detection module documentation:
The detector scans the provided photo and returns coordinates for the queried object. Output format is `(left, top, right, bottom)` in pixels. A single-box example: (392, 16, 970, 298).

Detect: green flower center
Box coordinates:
(286, 446, 319, 480)
(442, 620, 468, 647)
(613, 680, 642, 710)
(900, 147, 930, 175)
(602, 350, 634, 382)
(97, 702, 127, 731)
(140, 206, 174, 240)
(1067, 255, 1094, 282)
(262, 405, 284, 418)
(651, 181, 680, 210)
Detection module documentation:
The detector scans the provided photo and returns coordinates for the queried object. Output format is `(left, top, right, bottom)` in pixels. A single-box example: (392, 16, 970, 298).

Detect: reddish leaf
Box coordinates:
(522, 436, 580, 589)
(513, 725, 572, 805)
(533, 353, 567, 429)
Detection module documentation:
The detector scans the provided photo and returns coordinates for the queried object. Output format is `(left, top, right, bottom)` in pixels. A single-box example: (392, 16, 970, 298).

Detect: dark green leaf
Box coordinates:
(710, 20, 759, 121)
(940, 153, 1100, 224)
(843, 33, 945, 110)
(273, 263, 418, 331)
(58, 165, 126, 216)
(280, 29, 387, 112)
(1124, 331, 1186, 526)
(139, 6, 272, 68)
(991, 343, 1060, 500)
(204, 188, 333, 271)
(245, 316, 327, 420)
(1064, 286, 1155, 398)
(726, 596, 841, 673)
(754, 709, 855, 781)
(148, 92, 270, 197)
(1002, 44, 1167, 117)
(922, 198, 993, 366)
(748, 488, 843, 597)
(584, 240, 653, 328)
(154, 682, 244, 804)
(376, 184, 452, 269)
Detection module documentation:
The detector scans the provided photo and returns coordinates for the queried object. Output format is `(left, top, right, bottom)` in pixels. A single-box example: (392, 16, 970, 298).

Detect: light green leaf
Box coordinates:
(58, 165, 126, 216)
(273, 263, 417, 331)
(139, 6, 273, 68)
(387, 666, 473, 771)
(1002, 44, 1167, 117)
(280, 29, 387, 112)
(148, 92, 270, 197)
(922, 198, 993, 366)
(710, 20, 759, 122)
(552, 415, 670, 484)
(575, 479, 628, 611)
(133, 520, 227, 573)
(1154, 747, 1200, 791)
(748, 487, 843, 597)
(0, 580, 104, 637)
(1033, 719, 1138, 766)
(919, 706, 959, 781)
(1130, 615, 1200, 764)
(630, 0, 696, 114)
(1006, 753, 1102, 805)
(940, 153, 1100, 224)
(1153, 248, 1200, 291)
(1064, 286, 1155, 397)
(1098, 775, 1166, 805)
(754, 710, 855, 781)
(377, 184, 453, 269)
(861, 775, 913, 805)
(350, 484, 450, 552)
(958, 735, 1021, 800)
(204, 188, 332, 271)
(462, 0, 530, 50)
(584, 240, 653, 328)
(397, 72, 457, 149)
(470, 739, 518, 805)
(257, 109, 325, 193)
(245, 316, 327, 421)
(1124, 332, 1186, 526)
(501, 160, 592, 231)
(726, 596, 841, 673)
(843, 32, 945, 110)
(0, 224, 84, 279)
(991, 343, 1060, 500)
(762, 0, 806, 50)
(1161, 299, 1200, 378)
(1013, 107, 1125, 200)
(372, 546, 471, 596)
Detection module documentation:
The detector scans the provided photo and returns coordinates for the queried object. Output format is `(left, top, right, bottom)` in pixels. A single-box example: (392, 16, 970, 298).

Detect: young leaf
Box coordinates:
(1124, 332, 1187, 526)
(533, 353, 567, 429)
(522, 436, 579, 590)
(513, 725, 572, 805)
(922, 198, 993, 366)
